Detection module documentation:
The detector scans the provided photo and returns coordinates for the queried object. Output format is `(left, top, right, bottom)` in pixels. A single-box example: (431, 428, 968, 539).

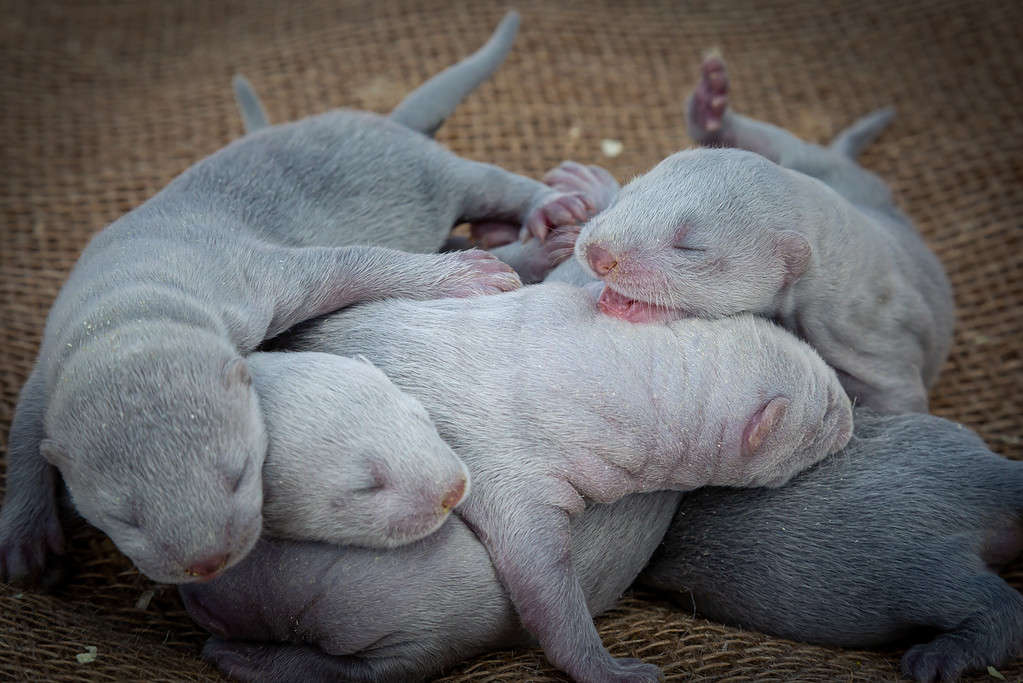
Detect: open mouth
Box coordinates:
(596, 285, 688, 323)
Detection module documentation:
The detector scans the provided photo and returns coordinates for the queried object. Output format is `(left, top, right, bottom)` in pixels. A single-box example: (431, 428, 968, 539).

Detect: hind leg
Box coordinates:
(901, 572, 1023, 682)
(686, 54, 894, 208)
(0, 366, 67, 585)
(458, 478, 661, 682)
(202, 638, 431, 683)
(686, 54, 811, 165)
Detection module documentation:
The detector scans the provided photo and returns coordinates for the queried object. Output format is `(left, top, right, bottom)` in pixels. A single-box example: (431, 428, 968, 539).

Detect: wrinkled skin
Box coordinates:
(267, 283, 851, 682)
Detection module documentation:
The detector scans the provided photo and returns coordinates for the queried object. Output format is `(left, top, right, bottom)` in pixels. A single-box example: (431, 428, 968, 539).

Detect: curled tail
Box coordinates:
(232, 75, 271, 134)
(829, 106, 895, 158)
(388, 11, 520, 137)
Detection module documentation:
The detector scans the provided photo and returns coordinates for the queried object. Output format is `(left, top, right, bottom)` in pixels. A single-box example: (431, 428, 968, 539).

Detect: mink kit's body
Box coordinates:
(566, 57, 953, 413)
(265, 282, 851, 681)
(0, 11, 595, 585)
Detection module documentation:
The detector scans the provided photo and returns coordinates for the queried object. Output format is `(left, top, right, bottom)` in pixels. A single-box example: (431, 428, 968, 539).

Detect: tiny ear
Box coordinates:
(742, 397, 791, 457)
(40, 439, 71, 469)
(223, 357, 252, 389)
(774, 230, 811, 286)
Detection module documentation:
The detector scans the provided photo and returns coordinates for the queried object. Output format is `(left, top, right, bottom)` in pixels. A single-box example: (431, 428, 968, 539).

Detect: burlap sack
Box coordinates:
(2, 0, 1020, 680)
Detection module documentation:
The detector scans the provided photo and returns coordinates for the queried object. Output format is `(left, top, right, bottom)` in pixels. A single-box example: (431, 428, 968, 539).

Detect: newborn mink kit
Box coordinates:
(1, 4, 1019, 683)
(0, 10, 588, 587)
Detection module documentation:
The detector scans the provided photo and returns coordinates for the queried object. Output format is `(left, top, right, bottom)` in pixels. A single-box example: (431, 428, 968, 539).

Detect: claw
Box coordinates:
(541, 162, 620, 216)
(436, 250, 522, 298)
(525, 191, 596, 243)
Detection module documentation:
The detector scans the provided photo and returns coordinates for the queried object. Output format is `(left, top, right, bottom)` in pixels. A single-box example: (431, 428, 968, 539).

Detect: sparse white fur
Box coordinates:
(285, 282, 852, 682)
(247, 351, 469, 548)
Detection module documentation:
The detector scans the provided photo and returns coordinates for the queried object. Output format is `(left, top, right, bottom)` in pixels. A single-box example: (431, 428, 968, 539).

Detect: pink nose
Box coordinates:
(587, 244, 618, 276)
(440, 478, 467, 511)
(185, 553, 229, 579)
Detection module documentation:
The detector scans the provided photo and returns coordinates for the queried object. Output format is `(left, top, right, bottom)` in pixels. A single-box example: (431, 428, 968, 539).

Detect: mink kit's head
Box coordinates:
(251, 351, 470, 549)
(574, 148, 812, 323)
(44, 328, 266, 584)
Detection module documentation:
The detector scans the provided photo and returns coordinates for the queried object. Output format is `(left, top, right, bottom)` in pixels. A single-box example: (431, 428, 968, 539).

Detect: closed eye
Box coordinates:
(670, 222, 705, 253)
(353, 485, 384, 495)
(352, 471, 386, 495)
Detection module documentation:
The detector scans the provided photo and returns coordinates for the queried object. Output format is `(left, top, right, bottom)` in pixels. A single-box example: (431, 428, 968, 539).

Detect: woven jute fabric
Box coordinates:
(2, 0, 1021, 680)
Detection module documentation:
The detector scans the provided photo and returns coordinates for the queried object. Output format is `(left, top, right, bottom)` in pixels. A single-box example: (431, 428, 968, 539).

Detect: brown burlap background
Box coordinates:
(1, 0, 1021, 680)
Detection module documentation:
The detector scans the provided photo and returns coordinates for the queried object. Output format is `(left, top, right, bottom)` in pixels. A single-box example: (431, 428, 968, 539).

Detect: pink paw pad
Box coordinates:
(443, 250, 522, 297)
(542, 162, 619, 214)
(524, 192, 593, 243)
(690, 54, 730, 136)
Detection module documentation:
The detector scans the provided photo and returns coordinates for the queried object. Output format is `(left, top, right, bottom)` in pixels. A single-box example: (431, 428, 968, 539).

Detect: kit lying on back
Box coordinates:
(190, 281, 852, 682)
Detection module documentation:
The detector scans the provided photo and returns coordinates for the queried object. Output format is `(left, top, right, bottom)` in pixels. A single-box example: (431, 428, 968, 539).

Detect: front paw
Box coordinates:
(593, 656, 664, 683)
(523, 191, 594, 243)
(0, 505, 65, 585)
(543, 161, 620, 214)
(433, 249, 522, 297)
(544, 224, 583, 267)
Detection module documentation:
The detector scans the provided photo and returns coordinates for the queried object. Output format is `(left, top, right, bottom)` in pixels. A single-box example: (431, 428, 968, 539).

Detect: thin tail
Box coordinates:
(829, 106, 895, 158)
(232, 75, 271, 134)
(388, 10, 520, 137)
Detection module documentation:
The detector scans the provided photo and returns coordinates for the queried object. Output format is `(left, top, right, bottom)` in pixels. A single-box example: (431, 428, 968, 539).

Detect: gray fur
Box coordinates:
(181, 491, 682, 682)
(566, 57, 953, 413)
(389, 11, 520, 136)
(640, 410, 1023, 682)
(829, 106, 896, 159)
(273, 283, 852, 681)
(0, 11, 590, 585)
(232, 75, 270, 134)
(490, 161, 619, 284)
(247, 351, 468, 548)
(233, 11, 520, 139)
